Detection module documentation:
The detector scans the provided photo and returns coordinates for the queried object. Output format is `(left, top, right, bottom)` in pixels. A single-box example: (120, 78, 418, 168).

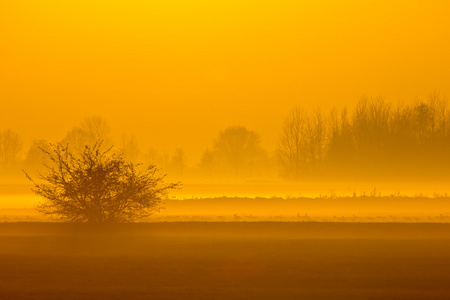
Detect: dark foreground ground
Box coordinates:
(1, 223, 450, 299)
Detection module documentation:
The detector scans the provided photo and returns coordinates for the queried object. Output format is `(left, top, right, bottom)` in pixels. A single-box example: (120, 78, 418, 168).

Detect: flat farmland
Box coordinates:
(1, 223, 450, 299)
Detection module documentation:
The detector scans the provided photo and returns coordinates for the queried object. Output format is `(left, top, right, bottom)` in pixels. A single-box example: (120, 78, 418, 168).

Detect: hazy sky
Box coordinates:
(1, 0, 449, 162)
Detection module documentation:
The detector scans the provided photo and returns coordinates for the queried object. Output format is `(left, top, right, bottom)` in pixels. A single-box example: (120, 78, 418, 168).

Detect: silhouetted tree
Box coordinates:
(351, 97, 391, 170)
(0, 129, 23, 171)
(170, 148, 187, 179)
(23, 139, 51, 170)
(24, 142, 179, 223)
(277, 108, 329, 179)
(119, 134, 141, 163)
(277, 108, 306, 179)
(326, 107, 355, 176)
(61, 116, 112, 154)
(144, 147, 162, 166)
(212, 126, 265, 177)
(81, 116, 112, 143)
(306, 109, 328, 172)
(199, 148, 214, 178)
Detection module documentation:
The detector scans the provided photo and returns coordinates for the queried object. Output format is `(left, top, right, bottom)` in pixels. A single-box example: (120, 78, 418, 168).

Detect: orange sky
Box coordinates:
(1, 0, 449, 163)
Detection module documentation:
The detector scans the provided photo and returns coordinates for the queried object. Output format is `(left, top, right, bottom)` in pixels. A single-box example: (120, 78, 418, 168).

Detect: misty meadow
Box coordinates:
(2, 0, 450, 299)
(3, 96, 450, 183)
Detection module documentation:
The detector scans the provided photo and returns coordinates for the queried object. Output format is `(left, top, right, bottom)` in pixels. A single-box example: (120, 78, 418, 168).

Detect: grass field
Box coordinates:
(3, 194, 450, 222)
(1, 222, 450, 299)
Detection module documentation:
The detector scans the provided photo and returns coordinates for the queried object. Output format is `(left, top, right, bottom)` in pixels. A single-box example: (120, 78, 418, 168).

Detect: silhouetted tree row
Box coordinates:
(279, 95, 450, 180)
(3, 95, 450, 182)
(0, 117, 191, 181)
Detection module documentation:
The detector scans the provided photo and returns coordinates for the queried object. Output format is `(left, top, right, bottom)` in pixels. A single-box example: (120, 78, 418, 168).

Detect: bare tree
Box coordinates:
(81, 116, 112, 146)
(144, 147, 161, 166)
(279, 95, 450, 180)
(277, 108, 307, 179)
(352, 97, 391, 160)
(119, 134, 141, 163)
(171, 148, 186, 179)
(278, 107, 330, 179)
(326, 107, 355, 175)
(212, 126, 264, 176)
(0, 129, 23, 171)
(23, 139, 51, 170)
(24, 142, 179, 223)
(61, 116, 112, 154)
(306, 109, 328, 171)
(199, 148, 214, 178)
(61, 127, 89, 154)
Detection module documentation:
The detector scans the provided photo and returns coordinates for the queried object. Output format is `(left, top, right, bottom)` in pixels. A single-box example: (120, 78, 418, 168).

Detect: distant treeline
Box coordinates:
(1, 94, 450, 181)
(278, 94, 450, 180)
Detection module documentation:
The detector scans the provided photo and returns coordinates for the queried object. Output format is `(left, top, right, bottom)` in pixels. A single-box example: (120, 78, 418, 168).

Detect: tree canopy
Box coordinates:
(199, 126, 268, 178)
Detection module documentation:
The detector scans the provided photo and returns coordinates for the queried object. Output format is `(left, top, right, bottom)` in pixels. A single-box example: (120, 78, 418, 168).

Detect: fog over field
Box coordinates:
(2, 0, 450, 299)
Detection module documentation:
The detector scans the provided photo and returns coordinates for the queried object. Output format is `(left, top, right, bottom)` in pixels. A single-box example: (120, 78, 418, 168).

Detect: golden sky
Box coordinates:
(1, 0, 449, 161)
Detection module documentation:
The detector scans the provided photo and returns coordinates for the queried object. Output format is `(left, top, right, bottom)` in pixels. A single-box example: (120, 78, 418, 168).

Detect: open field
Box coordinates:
(2, 194, 450, 222)
(1, 222, 450, 299)
(3, 182, 450, 222)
